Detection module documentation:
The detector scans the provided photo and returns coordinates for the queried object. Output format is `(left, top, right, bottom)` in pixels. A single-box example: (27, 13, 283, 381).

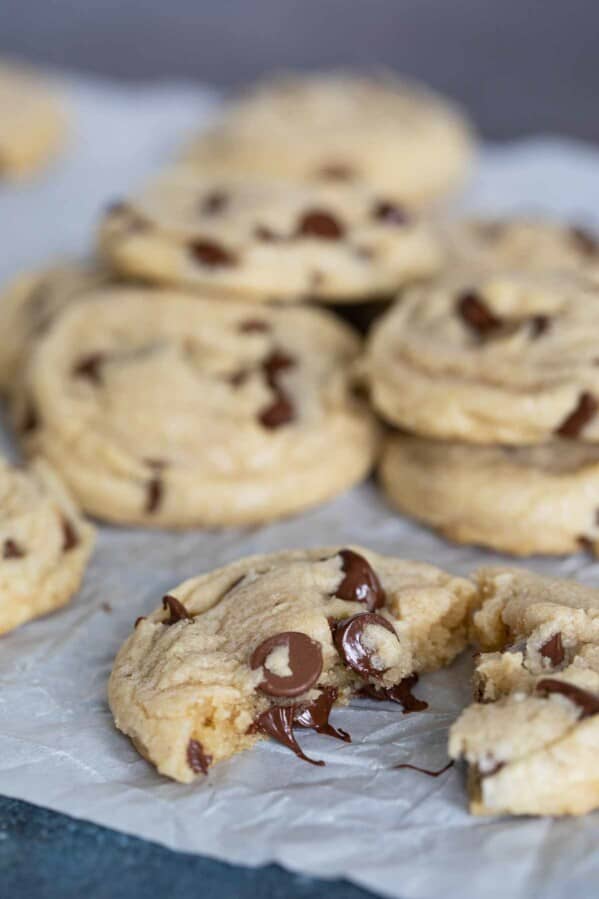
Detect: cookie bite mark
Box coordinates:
(251, 631, 323, 698)
(190, 239, 237, 267)
(72, 352, 105, 385)
(61, 518, 79, 552)
(297, 209, 345, 240)
(252, 705, 325, 766)
(457, 291, 502, 336)
(200, 190, 228, 215)
(162, 594, 192, 624)
(358, 673, 428, 713)
(536, 679, 599, 718)
(3, 538, 25, 559)
(187, 738, 212, 775)
(372, 201, 409, 226)
(539, 632, 565, 668)
(555, 391, 597, 438)
(334, 548, 386, 610)
(333, 612, 401, 680)
(295, 686, 351, 742)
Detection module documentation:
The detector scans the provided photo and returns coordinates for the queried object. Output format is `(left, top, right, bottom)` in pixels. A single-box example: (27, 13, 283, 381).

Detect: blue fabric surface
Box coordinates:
(0, 795, 378, 898)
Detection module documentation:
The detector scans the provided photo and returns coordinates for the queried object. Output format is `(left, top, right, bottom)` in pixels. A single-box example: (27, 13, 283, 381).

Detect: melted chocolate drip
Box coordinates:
(162, 594, 192, 624)
(295, 686, 351, 743)
(536, 678, 599, 718)
(253, 705, 325, 766)
(187, 738, 212, 775)
(358, 674, 428, 714)
(394, 760, 454, 777)
(334, 548, 386, 610)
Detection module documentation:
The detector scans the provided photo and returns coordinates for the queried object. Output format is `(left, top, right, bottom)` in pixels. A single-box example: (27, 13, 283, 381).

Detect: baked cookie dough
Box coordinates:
(441, 217, 599, 281)
(108, 546, 476, 781)
(0, 262, 111, 395)
(181, 71, 475, 208)
(380, 433, 599, 556)
(0, 61, 66, 178)
(98, 171, 443, 303)
(450, 568, 599, 816)
(364, 271, 599, 444)
(0, 455, 94, 634)
(16, 286, 379, 527)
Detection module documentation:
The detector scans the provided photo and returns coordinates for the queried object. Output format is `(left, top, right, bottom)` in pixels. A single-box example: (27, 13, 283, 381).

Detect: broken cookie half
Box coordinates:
(108, 546, 475, 782)
(449, 567, 599, 816)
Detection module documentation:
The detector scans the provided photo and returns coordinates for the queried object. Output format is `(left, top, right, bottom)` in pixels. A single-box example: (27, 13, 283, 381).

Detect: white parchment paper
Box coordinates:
(1, 72, 599, 899)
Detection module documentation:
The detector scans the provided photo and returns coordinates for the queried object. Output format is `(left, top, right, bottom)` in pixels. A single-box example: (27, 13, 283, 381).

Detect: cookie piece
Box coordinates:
(180, 71, 474, 208)
(0, 262, 111, 395)
(0, 456, 94, 634)
(380, 433, 599, 556)
(364, 271, 599, 444)
(98, 172, 443, 303)
(441, 217, 599, 281)
(450, 568, 599, 816)
(17, 286, 379, 527)
(0, 61, 66, 178)
(108, 546, 476, 781)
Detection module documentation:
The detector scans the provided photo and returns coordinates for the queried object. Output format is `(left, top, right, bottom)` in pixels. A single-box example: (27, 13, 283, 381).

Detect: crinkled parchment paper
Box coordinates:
(1, 72, 599, 899)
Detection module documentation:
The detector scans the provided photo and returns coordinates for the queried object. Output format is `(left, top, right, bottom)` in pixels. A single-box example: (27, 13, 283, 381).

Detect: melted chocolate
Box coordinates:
(258, 394, 295, 428)
(333, 612, 399, 679)
(536, 678, 599, 718)
(334, 548, 386, 610)
(190, 239, 236, 267)
(187, 738, 212, 775)
(295, 686, 351, 742)
(162, 594, 192, 624)
(457, 291, 502, 336)
(2, 538, 25, 559)
(251, 631, 323, 698)
(258, 347, 296, 429)
(253, 705, 325, 766)
(539, 632, 565, 667)
(556, 392, 597, 438)
(297, 209, 345, 240)
(394, 760, 453, 777)
(358, 674, 428, 713)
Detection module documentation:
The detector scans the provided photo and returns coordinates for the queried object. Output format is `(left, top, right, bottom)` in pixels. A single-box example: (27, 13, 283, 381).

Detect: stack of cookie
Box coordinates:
(363, 218, 599, 556)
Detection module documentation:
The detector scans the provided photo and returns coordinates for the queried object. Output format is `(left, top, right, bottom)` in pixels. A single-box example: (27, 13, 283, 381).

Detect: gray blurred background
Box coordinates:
(1, 0, 598, 142)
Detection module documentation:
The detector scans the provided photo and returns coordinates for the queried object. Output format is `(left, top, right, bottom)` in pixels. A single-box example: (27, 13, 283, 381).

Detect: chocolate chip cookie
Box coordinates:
(450, 568, 599, 816)
(0, 61, 66, 178)
(364, 271, 599, 444)
(17, 286, 379, 526)
(180, 71, 475, 208)
(98, 171, 443, 302)
(108, 546, 476, 781)
(380, 433, 599, 556)
(0, 455, 94, 634)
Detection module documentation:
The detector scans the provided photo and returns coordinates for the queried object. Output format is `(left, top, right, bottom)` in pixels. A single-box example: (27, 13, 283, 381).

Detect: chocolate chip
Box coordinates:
(145, 476, 163, 514)
(570, 226, 598, 256)
(258, 394, 295, 428)
(530, 315, 550, 338)
(539, 632, 565, 667)
(316, 162, 355, 181)
(372, 201, 409, 226)
(297, 209, 345, 240)
(21, 402, 39, 434)
(262, 349, 296, 388)
(72, 352, 105, 385)
(61, 519, 79, 552)
(294, 686, 351, 742)
(457, 291, 502, 336)
(536, 678, 599, 718)
(200, 191, 228, 215)
(239, 319, 271, 334)
(334, 549, 386, 611)
(333, 612, 399, 680)
(358, 673, 428, 713)
(251, 631, 323, 698)
(162, 594, 192, 624)
(190, 240, 236, 267)
(252, 706, 324, 766)
(3, 539, 25, 560)
(187, 738, 212, 775)
(556, 392, 597, 438)
(394, 760, 453, 777)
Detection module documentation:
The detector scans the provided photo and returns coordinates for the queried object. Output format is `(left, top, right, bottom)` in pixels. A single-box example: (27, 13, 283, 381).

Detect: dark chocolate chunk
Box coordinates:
(262, 349, 296, 388)
(251, 631, 323, 698)
(162, 594, 192, 624)
(252, 706, 324, 766)
(539, 632, 565, 667)
(72, 352, 105, 385)
(190, 239, 236, 267)
(457, 291, 502, 336)
(145, 476, 163, 514)
(294, 686, 351, 742)
(394, 760, 453, 777)
(258, 394, 295, 428)
(61, 519, 79, 552)
(239, 319, 271, 334)
(3, 539, 25, 560)
(333, 612, 399, 680)
(187, 738, 212, 775)
(372, 201, 409, 226)
(358, 673, 428, 713)
(334, 548, 386, 610)
(200, 191, 228, 215)
(555, 392, 597, 438)
(297, 209, 345, 240)
(536, 678, 599, 718)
